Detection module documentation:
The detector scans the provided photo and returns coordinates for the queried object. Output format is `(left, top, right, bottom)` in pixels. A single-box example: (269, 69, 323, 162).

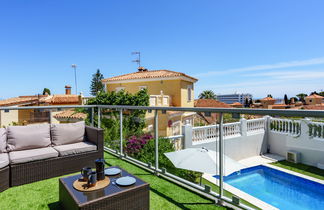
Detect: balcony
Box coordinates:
(0, 151, 225, 210)
(0, 105, 323, 209)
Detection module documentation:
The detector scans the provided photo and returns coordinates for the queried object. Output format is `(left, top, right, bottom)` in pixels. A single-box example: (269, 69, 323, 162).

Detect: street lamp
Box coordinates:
(71, 64, 78, 95)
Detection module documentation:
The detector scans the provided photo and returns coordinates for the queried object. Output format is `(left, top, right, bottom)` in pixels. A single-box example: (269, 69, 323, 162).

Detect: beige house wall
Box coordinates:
(0, 109, 19, 127)
(105, 76, 196, 137)
(106, 79, 195, 108)
(305, 98, 323, 105)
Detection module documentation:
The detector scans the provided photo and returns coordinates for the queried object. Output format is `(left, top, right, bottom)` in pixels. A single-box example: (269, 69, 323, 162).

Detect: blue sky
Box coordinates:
(0, 0, 323, 99)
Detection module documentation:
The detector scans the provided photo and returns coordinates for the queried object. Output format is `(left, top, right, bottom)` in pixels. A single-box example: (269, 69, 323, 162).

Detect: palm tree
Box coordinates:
(199, 90, 217, 100)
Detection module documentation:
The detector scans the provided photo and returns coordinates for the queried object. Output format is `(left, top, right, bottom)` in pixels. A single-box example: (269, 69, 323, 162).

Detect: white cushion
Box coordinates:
(9, 147, 59, 164)
(51, 121, 85, 146)
(0, 128, 6, 153)
(7, 124, 51, 151)
(0, 153, 9, 168)
(53, 142, 97, 157)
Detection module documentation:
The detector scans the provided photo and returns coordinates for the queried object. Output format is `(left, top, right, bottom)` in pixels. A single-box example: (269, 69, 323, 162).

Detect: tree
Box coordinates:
(42, 88, 51, 95)
(90, 69, 104, 96)
(198, 90, 217, 100)
(248, 98, 253, 107)
(290, 97, 298, 104)
(87, 89, 149, 147)
(296, 93, 307, 102)
(284, 94, 288, 105)
(310, 91, 318, 96)
(267, 94, 273, 98)
(319, 91, 324, 97)
(244, 98, 249, 107)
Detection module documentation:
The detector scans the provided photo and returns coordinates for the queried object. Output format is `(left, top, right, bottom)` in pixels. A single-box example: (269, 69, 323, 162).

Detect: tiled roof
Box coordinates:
(303, 105, 324, 110)
(261, 97, 276, 101)
(45, 95, 80, 104)
(231, 102, 242, 106)
(102, 69, 198, 82)
(194, 99, 231, 108)
(54, 110, 87, 119)
(305, 94, 324, 99)
(0, 97, 39, 107)
(272, 104, 287, 107)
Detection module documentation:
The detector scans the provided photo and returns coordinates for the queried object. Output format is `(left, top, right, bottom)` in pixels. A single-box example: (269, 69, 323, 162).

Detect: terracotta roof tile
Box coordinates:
(0, 97, 39, 106)
(303, 105, 324, 110)
(194, 99, 231, 108)
(45, 95, 80, 104)
(305, 94, 324, 99)
(102, 69, 198, 82)
(231, 102, 242, 106)
(54, 110, 87, 119)
(261, 97, 276, 101)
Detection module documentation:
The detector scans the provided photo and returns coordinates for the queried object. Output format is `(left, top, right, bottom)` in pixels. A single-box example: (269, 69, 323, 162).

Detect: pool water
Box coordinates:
(214, 165, 324, 210)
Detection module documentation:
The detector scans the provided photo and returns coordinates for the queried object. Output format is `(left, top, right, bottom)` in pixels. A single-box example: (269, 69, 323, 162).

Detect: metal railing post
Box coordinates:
(154, 110, 159, 174)
(218, 113, 224, 202)
(49, 109, 52, 124)
(97, 107, 101, 128)
(119, 109, 123, 156)
(91, 107, 94, 126)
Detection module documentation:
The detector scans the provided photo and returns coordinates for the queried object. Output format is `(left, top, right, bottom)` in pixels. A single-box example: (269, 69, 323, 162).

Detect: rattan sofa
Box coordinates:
(0, 166, 9, 192)
(0, 125, 103, 191)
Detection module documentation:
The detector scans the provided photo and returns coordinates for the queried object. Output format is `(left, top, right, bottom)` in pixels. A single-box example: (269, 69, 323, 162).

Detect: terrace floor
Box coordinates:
(0, 152, 226, 210)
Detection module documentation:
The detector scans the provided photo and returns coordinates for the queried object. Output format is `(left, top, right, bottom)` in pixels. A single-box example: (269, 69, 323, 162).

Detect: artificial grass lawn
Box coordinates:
(0, 152, 226, 210)
(270, 160, 324, 180)
(201, 179, 260, 210)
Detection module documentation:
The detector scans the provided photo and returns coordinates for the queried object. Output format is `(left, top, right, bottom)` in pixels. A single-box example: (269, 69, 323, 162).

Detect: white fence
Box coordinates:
(308, 121, 324, 139)
(192, 118, 266, 143)
(192, 124, 219, 142)
(269, 118, 301, 136)
(247, 118, 266, 132)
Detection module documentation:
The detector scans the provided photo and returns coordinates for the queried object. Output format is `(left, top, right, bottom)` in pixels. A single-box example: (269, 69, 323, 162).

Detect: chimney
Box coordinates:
(138, 67, 148, 72)
(65, 85, 71, 95)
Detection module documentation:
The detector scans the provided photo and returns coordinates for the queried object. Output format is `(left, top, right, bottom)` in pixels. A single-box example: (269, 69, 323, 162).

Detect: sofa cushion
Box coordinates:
(9, 147, 59, 164)
(0, 153, 9, 168)
(51, 121, 85, 146)
(7, 124, 51, 152)
(53, 141, 97, 157)
(0, 128, 6, 153)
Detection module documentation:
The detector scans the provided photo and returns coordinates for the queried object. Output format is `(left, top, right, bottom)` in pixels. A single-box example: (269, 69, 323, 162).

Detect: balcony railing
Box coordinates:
(1, 104, 324, 209)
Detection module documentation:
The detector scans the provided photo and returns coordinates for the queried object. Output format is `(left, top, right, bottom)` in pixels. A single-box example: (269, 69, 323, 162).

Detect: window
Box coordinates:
(115, 87, 125, 92)
(139, 86, 147, 91)
(187, 85, 193, 101)
(149, 96, 156, 106)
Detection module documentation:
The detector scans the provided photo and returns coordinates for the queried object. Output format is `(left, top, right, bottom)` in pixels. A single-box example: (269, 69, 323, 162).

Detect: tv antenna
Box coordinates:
(131, 51, 141, 67)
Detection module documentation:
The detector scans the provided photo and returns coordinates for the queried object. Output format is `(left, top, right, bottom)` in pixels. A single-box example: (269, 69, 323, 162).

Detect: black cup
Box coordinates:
(81, 167, 92, 181)
(95, 158, 105, 181)
(88, 172, 97, 187)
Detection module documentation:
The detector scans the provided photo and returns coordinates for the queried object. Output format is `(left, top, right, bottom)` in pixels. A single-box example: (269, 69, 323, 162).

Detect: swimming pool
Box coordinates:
(214, 165, 324, 210)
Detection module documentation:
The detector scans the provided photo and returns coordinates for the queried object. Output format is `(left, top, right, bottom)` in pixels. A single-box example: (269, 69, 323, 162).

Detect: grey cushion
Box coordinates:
(0, 153, 9, 168)
(51, 121, 85, 146)
(9, 147, 59, 164)
(7, 124, 51, 152)
(53, 141, 97, 157)
(0, 128, 6, 153)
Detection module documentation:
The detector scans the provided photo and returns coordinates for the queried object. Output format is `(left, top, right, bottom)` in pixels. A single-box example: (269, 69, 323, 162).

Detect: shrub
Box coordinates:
(127, 134, 202, 183)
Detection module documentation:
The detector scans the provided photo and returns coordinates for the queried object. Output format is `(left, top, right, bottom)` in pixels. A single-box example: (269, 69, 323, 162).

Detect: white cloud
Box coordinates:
(195, 57, 324, 77)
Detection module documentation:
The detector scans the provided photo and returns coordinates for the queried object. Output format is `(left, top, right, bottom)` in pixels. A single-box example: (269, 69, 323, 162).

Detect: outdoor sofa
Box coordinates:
(0, 121, 103, 192)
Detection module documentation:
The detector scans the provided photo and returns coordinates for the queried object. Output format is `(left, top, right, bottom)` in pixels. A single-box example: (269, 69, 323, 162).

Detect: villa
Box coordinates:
(102, 67, 198, 136)
(0, 86, 84, 127)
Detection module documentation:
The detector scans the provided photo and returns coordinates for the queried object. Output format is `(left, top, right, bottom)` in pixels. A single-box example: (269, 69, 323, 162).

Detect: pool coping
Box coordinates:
(203, 173, 278, 210)
(263, 163, 324, 185)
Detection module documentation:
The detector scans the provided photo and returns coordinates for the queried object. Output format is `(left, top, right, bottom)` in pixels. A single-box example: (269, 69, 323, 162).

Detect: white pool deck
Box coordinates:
(238, 153, 285, 167)
(203, 153, 323, 210)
